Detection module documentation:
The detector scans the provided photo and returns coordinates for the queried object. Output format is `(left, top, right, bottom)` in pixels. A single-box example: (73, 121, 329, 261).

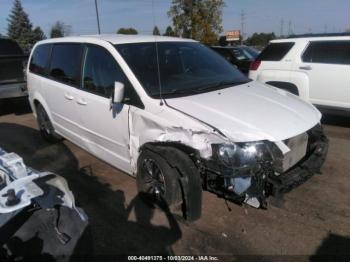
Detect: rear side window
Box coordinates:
(49, 44, 83, 86)
(257, 42, 294, 61)
(302, 41, 350, 65)
(29, 44, 51, 76)
(82, 45, 126, 97)
(0, 39, 23, 55)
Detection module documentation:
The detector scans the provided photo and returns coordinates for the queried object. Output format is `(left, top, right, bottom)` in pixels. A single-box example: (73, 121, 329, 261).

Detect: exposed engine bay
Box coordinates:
(202, 124, 329, 208)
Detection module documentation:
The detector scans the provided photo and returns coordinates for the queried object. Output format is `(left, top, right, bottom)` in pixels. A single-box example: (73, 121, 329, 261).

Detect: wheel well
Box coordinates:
(266, 81, 299, 96)
(33, 99, 40, 108)
(138, 142, 202, 221)
(139, 142, 200, 163)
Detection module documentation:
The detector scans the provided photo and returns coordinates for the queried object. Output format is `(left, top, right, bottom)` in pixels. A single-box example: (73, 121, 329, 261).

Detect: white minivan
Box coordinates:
(27, 35, 328, 220)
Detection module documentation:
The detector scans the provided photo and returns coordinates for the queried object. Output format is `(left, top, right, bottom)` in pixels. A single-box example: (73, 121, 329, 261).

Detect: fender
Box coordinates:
(31, 91, 55, 126)
(289, 71, 310, 101)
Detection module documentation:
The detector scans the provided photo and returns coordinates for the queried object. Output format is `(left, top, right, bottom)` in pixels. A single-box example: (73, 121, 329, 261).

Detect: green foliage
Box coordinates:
(117, 28, 138, 35)
(164, 26, 176, 37)
(153, 26, 161, 36)
(50, 21, 71, 38)
(168, 0, 225, 45)
(32, 26, 46, 42)
(6, 0, 44, 52)
(245, 32, 276, 47)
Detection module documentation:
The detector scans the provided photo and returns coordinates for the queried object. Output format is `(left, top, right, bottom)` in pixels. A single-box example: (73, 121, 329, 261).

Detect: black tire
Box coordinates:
(36, 104, 61, 143)
(136, 149, 181, 206)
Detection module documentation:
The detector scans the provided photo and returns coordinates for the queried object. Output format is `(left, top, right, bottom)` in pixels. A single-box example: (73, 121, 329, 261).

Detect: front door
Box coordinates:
(75, 44, 131, 173)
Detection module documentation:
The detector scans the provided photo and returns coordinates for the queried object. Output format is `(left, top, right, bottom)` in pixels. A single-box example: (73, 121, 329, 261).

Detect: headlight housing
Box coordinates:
(212, 142, 272, 168)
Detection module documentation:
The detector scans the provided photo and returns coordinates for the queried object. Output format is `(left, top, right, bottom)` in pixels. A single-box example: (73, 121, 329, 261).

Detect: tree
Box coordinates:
(163, 26, 175, 37)
(117, 28, 138, 35)
(245, 32, 276, 47)
(168, 0, 225, 45)
(50, 21, 71, 38)
(32, 26, 46, 42)
(345, 28, 350, 33)
(153, 26, 161, 36)
(7, 0, 35, 52)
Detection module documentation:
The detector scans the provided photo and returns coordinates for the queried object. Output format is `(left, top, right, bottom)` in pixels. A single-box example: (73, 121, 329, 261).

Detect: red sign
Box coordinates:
(226, 30, 240, 41)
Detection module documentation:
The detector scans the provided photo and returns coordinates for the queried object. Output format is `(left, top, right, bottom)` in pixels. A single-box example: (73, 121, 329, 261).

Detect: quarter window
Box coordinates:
(29, 44, 51, 76)
(82, 45, 126, 98)
(49, 44, 83, 86)
(302, 41, 350, 65)
(257, 42, 294, 61)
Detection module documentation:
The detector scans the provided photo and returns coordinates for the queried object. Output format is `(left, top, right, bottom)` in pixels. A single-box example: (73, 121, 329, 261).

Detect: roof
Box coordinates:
(37, 34, 196, 45)
(271, 34, 350, 43)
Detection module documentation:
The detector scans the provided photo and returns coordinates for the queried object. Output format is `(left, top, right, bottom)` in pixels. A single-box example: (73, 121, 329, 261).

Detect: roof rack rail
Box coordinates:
(287, 33, 350, 39)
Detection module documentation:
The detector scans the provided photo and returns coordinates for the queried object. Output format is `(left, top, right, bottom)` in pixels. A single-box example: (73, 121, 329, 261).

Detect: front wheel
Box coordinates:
(136, 149, 181, 206)
(36, 104, 61, 143)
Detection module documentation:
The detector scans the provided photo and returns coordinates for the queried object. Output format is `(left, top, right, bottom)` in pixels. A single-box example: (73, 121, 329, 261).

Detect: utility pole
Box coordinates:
(280, 19, 284, 37)
(240, 9, 245, 45)
(94, 0, 101, 34)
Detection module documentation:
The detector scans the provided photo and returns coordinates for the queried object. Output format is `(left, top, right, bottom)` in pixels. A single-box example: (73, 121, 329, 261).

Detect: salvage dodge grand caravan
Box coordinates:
(27, 35, 328, 220)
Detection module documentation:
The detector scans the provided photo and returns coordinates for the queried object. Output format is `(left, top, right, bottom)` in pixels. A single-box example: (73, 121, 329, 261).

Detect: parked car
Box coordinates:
(249, 35, 350, 115)
(0, 38, 28, 99)
(211, 45, 259, 74)
(27, 35, 328, 221)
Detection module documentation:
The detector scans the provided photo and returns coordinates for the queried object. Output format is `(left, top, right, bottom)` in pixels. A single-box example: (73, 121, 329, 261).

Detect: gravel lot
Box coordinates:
(0, 98, 349, 261)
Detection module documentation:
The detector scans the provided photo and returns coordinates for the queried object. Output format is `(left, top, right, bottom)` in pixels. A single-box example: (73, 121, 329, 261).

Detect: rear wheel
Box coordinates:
(36, 104, 61, 143)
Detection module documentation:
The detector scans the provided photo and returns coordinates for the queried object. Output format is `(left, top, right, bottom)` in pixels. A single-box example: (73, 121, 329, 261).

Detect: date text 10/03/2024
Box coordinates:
(128, 256, 220, 261)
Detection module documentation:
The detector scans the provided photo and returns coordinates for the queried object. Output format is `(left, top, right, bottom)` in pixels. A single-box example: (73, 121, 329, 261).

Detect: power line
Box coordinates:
(240, 9, 245, 44)
(280, 19, 284, 37)
(288, 20, 292, 36)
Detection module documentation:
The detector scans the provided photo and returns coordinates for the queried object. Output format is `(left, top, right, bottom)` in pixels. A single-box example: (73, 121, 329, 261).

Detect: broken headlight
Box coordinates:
(212, 142, 272, 168)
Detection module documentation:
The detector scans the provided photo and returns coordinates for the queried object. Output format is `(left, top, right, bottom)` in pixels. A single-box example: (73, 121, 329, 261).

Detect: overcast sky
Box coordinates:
(0, 0, 349, 37)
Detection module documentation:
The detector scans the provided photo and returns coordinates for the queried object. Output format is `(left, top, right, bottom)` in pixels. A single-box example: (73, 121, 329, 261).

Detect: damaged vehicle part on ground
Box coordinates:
(0, 148, 88, 259)
(27, 35, 328, 221)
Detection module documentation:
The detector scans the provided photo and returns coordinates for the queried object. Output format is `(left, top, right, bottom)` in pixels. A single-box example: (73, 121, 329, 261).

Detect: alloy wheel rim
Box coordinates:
(38, 109, 51, 134)
(141, 158, 166, 199)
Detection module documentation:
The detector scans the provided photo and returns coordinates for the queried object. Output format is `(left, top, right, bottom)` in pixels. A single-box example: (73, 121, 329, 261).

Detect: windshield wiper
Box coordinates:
(196, 80, 248, 93)
(160, 88, 199, 96)
(152, 80, 251, 98)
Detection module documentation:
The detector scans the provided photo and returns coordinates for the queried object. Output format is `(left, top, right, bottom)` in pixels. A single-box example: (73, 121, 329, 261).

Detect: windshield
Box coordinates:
(232, 47, 259, 61)
(115, 42, 249, 98)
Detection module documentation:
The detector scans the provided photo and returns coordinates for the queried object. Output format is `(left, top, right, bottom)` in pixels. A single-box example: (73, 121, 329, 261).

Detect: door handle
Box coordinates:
(299, 65, 312, 70)
(64, 93, 74, 100)
(77, 98, 87, 105)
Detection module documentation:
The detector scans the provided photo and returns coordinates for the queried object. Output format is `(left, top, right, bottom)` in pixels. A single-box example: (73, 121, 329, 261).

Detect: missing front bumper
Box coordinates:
(204, 125, 329, 208)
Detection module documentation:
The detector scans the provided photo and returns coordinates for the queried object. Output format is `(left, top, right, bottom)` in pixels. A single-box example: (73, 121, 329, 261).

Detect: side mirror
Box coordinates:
(112, 81, 125, 104)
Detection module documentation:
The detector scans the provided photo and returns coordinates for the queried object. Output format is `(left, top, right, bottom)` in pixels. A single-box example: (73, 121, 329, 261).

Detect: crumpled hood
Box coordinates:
(165, 82, 321, 142)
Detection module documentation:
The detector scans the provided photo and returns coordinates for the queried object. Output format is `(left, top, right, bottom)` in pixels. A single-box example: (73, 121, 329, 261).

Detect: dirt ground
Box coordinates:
(0, 98, 349, 261)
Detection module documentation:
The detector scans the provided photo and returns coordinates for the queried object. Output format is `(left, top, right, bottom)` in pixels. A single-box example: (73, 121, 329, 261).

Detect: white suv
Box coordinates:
(249, 35, 350, 114)
(27, 35, 328, 220)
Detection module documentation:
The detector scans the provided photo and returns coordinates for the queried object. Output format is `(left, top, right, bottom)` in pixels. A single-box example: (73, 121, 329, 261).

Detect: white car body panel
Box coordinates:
(27, 35, 322, 176)
(165, 82, 321, 142)
(249, 36, 350, 111)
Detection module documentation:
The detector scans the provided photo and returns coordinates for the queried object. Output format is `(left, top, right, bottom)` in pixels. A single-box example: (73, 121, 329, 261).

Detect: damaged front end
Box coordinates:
(202, 124, 328, 208)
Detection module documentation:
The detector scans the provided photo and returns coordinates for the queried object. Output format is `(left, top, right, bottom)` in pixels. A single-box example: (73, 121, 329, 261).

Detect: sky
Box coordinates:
(0, 0, 349, 38)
